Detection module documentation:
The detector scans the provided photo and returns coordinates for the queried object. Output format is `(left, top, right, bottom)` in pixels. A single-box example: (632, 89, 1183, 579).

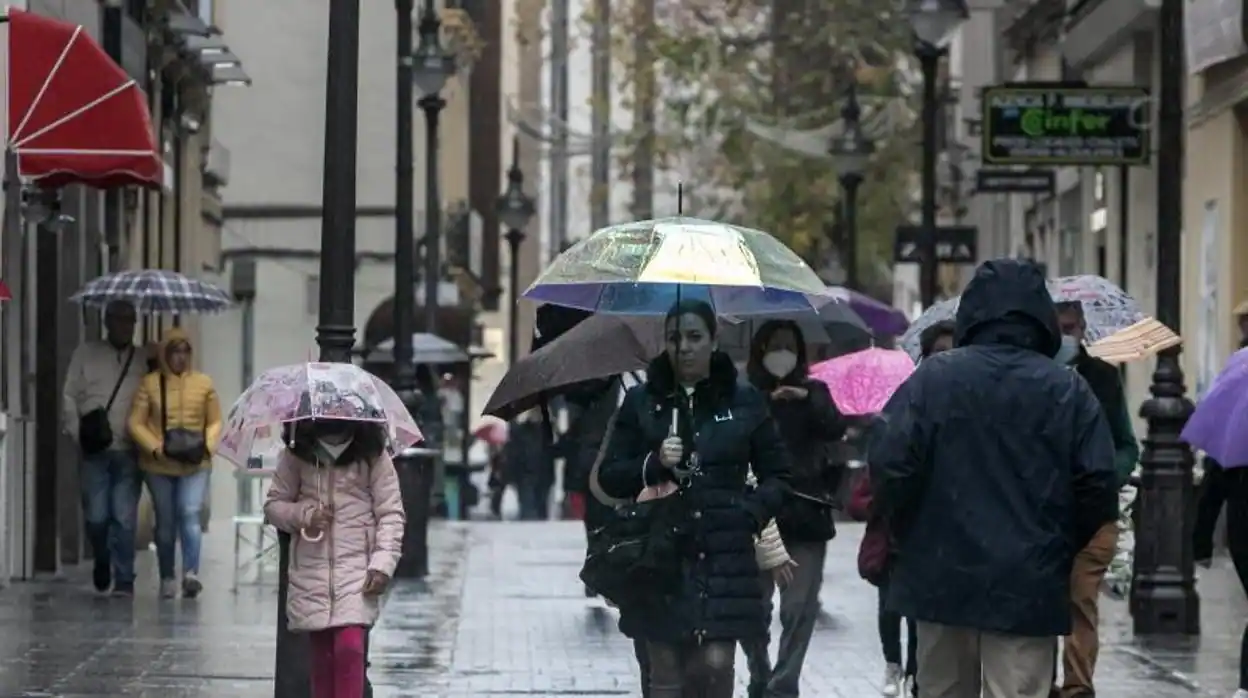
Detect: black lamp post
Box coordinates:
(909, 0, 966, 308)
(496, 136, 537, 366)
(1132, 0, 1199, 635)
(275, 0, 361, 696)
(392, 0, 418, 404)
(830, 82, 872, 291)
(413, 0, 455, 337)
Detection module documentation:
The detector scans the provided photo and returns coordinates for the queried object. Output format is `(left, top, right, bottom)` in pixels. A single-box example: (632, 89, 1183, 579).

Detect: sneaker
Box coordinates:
(92, 558, 111, 594)
(182, 573, 203, 599)
(882, 662, 903, 697)
(160, 579, 178, 599)
(905, 675, 917, 697)
(111, 582, 134, 598)
(1232, 690, 1248, 698)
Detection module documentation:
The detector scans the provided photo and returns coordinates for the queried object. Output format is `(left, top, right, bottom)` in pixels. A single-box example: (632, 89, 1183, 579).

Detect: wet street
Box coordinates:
(0, 520, 1244, 697)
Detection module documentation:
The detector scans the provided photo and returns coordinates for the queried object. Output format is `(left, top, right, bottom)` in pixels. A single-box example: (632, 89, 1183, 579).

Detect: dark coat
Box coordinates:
(598, 351, 792, 642)
(868, 259, 1119, 637)
(503, 420, 554, 486)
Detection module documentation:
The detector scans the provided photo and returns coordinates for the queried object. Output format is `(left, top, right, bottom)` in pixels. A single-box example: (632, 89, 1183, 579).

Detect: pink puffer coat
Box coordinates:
(264, 450, 405, 632)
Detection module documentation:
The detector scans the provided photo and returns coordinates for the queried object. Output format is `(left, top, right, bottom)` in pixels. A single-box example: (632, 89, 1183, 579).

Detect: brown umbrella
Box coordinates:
(483, 314, 660, 420)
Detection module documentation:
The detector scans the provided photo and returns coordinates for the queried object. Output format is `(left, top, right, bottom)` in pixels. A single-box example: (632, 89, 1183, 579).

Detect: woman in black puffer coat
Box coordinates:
(598, 299, 792, 698)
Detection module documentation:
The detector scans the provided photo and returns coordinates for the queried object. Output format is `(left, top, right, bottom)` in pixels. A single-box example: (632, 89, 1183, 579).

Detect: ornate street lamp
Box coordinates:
(830, 82, 873, 291)
(413, 0, 455, 337)
(1133, 0, 1199, 635)
(909, 0, 966, 308)
(496, 137, 537, 366)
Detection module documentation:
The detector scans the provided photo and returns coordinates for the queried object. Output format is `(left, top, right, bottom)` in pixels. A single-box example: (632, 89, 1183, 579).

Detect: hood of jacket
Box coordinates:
(157, 327, 194, 375)
(953, 259, 1061, 358)
(645, 349, 738, 403)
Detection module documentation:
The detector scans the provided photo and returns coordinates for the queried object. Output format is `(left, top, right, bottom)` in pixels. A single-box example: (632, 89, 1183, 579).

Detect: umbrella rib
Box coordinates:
(14, 80, 136, 149)
(11, 25, 82, 143)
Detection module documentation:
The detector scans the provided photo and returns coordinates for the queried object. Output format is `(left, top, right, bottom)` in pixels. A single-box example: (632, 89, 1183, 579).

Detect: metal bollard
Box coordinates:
(394, 446, 437, 578)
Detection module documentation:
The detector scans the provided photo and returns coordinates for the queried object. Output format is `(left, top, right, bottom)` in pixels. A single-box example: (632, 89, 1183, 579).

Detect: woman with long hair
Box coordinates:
(741, 319, 846, 698)
(597, 299, 792, 698)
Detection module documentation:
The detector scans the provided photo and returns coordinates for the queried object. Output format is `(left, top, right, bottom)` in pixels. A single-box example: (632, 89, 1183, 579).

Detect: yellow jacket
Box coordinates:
(128, 328, 222, 475)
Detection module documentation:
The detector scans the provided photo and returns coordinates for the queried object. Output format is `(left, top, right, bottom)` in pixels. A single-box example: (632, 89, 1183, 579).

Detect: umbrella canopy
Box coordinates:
(1181, 358, 1248, 467)
(365, 333, 471, 365)
(898, 297, 959, 360)
(810, 347, 915, 416)
(71, 269, 233, 313)
(1048, 275, 1144, 342)
(484, 314, 657, 419)
(525, 217, 833, 315)
(825, 286, 910, 336)
(6, 8, 161, 188)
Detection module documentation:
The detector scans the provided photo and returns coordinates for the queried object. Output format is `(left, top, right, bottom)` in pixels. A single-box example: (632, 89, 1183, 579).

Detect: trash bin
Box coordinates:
(394, 446, 438, 579)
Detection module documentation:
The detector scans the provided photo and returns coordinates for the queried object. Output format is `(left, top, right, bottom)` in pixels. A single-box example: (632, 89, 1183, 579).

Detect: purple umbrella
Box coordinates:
(1182, 353, 1248, 467)
(826, 286, 910, 336)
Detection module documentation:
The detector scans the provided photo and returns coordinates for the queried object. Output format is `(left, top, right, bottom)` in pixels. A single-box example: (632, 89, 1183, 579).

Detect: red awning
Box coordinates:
(6, 8, 162, 189)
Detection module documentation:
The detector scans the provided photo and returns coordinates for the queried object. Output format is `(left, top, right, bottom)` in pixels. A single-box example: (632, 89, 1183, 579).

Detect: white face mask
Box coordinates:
(318, 437, 353, 460)
(762, 349, 798, 378)
(1054, 334, 1081, 365)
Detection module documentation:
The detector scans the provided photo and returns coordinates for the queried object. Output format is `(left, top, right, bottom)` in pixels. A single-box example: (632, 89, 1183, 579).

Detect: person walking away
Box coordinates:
(597, 299, 792, 698)
(852, 319, 956, 696)
(264, 417, 405, 698)
(127, 327, 222, 598)
(505, 407, 555, 520)
(868, 259, 1120, 698)
(1052, 302, 1140, 698)
(62, 300, 143, 596)
(743, 320, 846, 698)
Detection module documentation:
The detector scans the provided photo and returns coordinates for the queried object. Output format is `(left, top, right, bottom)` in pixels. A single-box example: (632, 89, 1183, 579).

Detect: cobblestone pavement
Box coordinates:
(1, 519, 1244, 697)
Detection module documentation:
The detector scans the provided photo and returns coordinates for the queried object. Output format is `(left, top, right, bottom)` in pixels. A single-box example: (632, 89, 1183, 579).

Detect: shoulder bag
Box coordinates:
(160, 373, 207, 466)
(78, 348, 136, 456)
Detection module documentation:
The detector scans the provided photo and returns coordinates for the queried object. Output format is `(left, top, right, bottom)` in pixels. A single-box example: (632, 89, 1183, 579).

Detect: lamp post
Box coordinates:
(909, 0, 966, 308)
(830, 82, 872, 291)
(413, 0, 455, 337)
(275, 1, 361, 696)
(392, 0, 417, 405)
(1132, 0, 1199, 635)
(496, 136, 537, 366)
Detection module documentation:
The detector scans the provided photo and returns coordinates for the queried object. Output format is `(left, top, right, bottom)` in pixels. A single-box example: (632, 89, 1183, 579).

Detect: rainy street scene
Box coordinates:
(3, 0, 1248, 697)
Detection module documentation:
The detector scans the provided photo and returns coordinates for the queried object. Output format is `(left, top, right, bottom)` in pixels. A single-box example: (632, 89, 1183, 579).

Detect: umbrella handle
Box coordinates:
(300, 528, 324, 543)
(670, 408, 679, 437)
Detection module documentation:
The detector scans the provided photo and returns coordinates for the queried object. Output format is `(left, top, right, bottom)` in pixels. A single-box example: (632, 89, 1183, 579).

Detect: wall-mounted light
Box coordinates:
(199, 50, 240, 68)
(211, 64, 252, 87)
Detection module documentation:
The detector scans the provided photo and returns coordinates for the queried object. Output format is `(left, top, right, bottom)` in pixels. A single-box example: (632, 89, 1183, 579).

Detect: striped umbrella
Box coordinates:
(71, 269, 233, 313)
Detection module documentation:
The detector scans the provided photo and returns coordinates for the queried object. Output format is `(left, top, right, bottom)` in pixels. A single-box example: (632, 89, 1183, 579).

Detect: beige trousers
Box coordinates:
(916, 621, 1055, 698)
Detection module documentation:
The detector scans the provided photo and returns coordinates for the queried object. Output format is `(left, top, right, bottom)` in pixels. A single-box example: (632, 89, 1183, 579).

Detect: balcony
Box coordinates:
(203, 138, 230, 187)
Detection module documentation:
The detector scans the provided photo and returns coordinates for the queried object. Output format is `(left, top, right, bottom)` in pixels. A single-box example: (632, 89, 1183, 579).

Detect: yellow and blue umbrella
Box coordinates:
(525, 217, 832, 315)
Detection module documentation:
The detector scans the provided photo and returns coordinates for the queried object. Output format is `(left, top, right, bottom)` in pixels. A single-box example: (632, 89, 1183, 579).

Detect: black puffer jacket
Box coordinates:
(868, 259, 1119, 637)
(598, 352, 791, 642)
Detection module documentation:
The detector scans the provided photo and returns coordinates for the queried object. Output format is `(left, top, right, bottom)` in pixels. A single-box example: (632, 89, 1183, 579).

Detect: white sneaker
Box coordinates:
(1232, 690, 1248, 698)
(881, 663, 903, 696)
(904, 675, 917, 697)
(160, 579, 178, 599)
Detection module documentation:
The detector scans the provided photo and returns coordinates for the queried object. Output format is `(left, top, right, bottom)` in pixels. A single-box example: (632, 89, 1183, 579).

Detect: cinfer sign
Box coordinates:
(981, 85, 1150, 166)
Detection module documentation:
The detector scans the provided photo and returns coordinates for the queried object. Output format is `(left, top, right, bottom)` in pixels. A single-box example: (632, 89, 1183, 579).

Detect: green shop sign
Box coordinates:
(981, 85, 1150, 166)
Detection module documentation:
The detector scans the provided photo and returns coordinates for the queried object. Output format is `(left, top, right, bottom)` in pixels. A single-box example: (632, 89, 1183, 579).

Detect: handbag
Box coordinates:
(858, 517, 890, 586)
(160, 373, 207, 465)
(580, 450, 684, 608)
(777, 489, 838, 542)
(79, 347, 136, 456)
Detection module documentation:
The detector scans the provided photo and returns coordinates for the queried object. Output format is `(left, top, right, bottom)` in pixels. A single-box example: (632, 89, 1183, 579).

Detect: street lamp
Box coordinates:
(392, 0, 418, 407)
(830, 82, 873, 291)
(275, 0, 361, 696)
(414, 0, 455, 337)
(496, 136, 537, 366)
(909, 0, 966, 308)
(1133, 0, 1199, 635)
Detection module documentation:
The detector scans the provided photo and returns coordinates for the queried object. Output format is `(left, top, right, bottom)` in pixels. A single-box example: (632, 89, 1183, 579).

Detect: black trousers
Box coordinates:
(1224, 468, 1248, 690)
(878, 580, 917, 677)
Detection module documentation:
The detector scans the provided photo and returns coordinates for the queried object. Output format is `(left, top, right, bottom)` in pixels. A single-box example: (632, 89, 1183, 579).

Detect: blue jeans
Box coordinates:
(80, 449, 140, 585)
(146, 469, 209, 580)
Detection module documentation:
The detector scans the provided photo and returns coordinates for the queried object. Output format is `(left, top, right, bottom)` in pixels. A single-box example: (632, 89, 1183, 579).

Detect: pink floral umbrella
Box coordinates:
(217, 362, 423, 469)
(810, 347, 915, 416)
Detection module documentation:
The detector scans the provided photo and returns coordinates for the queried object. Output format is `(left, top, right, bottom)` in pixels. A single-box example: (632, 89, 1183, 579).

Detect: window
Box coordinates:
(198, 0, 214, 24)
(305, 276, 319, 317)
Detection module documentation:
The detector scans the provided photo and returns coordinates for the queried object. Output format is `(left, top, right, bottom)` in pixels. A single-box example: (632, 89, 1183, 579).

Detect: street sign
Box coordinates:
(975, 169, 1056, 194)
(893, 225, 978, 265)
(981, 84, 1150, 166)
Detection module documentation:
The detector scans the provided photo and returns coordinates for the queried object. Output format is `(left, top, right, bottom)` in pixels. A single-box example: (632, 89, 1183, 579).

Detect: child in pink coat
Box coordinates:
(265, 419, 406, 698)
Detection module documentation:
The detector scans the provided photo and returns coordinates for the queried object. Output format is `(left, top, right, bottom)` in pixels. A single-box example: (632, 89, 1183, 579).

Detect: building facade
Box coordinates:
(0, 0, 239, 582)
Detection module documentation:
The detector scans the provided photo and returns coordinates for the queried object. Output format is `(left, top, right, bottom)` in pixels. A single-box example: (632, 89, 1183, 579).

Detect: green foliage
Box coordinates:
(609, 0, 918, 282)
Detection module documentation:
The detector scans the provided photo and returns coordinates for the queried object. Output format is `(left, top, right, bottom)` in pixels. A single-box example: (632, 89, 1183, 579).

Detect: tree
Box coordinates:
(609, 0, 919, 287)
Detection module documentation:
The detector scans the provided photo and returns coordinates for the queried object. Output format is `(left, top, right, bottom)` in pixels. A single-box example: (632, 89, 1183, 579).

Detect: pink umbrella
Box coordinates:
(810, 347, 915, 415)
